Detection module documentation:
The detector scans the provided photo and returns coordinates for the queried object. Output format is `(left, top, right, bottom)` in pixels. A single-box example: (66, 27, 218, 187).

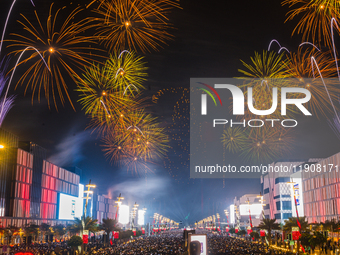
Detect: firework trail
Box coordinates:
(7, 3, 104, 110)
(0, 0, 35, 56)
(0, 46, 49, 121)
(0, 59, 15, 126)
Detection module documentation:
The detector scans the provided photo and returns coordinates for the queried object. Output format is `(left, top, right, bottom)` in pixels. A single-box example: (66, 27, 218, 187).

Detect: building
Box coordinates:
(0, 129, 83, 227)
(93, 194, 116, 223)
(231, 194, 262, 228)
(261, 159, 322, 224)
(303, 152, 340, 223)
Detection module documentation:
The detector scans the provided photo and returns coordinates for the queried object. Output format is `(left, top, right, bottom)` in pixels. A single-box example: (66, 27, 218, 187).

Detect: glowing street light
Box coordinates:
(115, 193, 124, 220)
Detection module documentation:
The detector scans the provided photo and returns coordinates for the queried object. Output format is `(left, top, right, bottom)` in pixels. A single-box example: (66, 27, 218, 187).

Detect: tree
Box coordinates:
(53, 224, 67, 241)
(71, 216, 98, 234)
(99, 218, 120, 245)
(67, 235, 83, 255)
(6, 225, 19, 244)
(229, 228, 235, 234)
(283, 217, 309, 253)
(258, 218, 281, 245)
(309, 231, 327, 249)
(237, 229, 246, 236)
(40, 223, 51, 242)
(250, 231, 260, 240)
(24, 223, 39, 242)
(299, 233, 312, 247)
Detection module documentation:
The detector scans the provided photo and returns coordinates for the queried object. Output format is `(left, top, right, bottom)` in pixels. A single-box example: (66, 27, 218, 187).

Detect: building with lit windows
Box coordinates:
(232, 194, 263, 228)
(303, 152, 340, 223)
(261, 159, 322, 224)
(92, 194, 116, 223)
(0, 128, 82, 227)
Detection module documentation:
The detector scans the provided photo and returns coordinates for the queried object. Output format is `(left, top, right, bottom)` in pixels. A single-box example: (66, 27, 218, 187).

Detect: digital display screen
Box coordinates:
(118, 205, 129, 224)
(58, 184, 84, 220)
(239, 204, 262, 216)
(189, 234, 207, 255)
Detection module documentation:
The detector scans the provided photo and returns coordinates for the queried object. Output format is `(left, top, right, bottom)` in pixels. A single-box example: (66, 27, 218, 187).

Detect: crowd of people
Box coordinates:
(0, 231, 301, 254)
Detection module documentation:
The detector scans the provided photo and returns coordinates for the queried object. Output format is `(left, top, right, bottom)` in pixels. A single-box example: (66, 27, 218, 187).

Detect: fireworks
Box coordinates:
(239, 51, 291, 78)
(7, 3, 103, 110)
(0, 59, 15, 126)
(221, 127, 246, 154)
(90, 0, 180, 53)
(287, 48, 340, 117)
(238, 51, 297, 120)
(76, 62, 136, 124)
(0, 0, 35, 56)
(106, 51, 148, 93)
(221, 126, 293, 163)
(102, 109, 169, 174)
(282, 0, 340, 48)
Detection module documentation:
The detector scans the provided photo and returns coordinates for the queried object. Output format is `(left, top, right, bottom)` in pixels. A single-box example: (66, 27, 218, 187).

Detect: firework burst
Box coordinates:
(0, 59, 15, 126)
(287, 48, 340, 117)
(89, 0, 180, 53)
(240, 126, 294, 163)
(282, 0, 340, 48)
(7, 3, 104, 110)
(102, 109, 169, 174)
(76, 62, 137, 124)
(238, 51, 297, 120)
(106, 51, 148, 93)
(220, 127, 246, 154)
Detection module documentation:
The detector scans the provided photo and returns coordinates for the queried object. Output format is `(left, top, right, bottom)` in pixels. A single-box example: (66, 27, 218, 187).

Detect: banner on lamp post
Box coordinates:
(83, 230, 89, 244)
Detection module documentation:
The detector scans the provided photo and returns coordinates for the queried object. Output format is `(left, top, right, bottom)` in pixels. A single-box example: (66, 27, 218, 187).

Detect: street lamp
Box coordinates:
(84, 180, 96, 218)
(132, 202, 139, 228)
(115, 193, 124, 220)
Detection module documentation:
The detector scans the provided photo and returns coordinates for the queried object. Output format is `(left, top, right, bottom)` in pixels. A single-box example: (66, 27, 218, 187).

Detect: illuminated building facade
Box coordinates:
(0, 128, 82, 227)
(261, 159, 321, 224)
(93, 194, 115, 223)
(233, 194, 262, 227)
(41, 160, 80, 219)
(303, 152, 340, 223)
(0, 128, 19, 217)
(0, 128, 125, 227)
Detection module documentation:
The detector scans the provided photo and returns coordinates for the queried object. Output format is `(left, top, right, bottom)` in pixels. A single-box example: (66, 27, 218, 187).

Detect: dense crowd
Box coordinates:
(0, 231, 298, 254)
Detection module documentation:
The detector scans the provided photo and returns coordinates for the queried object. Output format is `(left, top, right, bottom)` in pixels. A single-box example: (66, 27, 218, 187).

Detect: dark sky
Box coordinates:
(1, 0, 340, 225)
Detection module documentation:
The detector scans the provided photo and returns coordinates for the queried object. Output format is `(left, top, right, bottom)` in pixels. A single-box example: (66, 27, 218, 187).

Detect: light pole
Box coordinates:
(82, 180, 95, 255)
(224, 209, 230, 233)
(115, 193, 124, 221)
(257, 194, 269, 245)
(83, 180, 96, 218)
(132, 202, 139, 229)
(287, 179, 305, 253)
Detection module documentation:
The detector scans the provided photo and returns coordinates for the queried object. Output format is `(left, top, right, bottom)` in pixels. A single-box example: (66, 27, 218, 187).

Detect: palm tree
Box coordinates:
(283, 217, 309, 253)
(258, 218, 281, 245)
(6, 225, 19, 244)
(72, 216, 98, 234)
(53, 224, 67, 241)
(99, 218, 120, 245)
(24, 223, 39, 243)
(40, 223, 50, 242)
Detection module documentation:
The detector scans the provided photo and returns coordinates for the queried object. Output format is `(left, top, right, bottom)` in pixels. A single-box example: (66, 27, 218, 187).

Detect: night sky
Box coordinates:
(1, 0, 340, 225)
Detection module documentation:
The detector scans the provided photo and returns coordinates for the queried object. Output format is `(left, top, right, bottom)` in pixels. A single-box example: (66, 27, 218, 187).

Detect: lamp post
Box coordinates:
(287, 179, 305, 253)
(83, 180, 96, 218)
(257, 194, 269, 246)
(115, 193, 124, 221)
(224, 209, 230, 233)
(82, 180, 95, 255)
(132, 202, 139, 229)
